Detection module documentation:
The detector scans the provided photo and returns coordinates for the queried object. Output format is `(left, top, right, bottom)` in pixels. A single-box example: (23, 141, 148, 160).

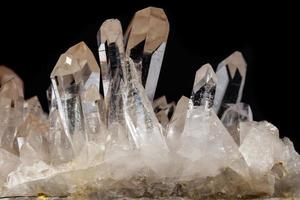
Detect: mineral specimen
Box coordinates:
(0, 7, 299, 200)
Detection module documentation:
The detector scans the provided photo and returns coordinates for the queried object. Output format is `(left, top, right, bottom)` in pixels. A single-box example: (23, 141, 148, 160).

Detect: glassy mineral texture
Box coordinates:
(0, 7, 300, 199)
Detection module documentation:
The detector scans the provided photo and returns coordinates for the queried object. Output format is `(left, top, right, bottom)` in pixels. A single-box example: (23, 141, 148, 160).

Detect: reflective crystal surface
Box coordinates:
(213, 51, 247, 116)
(124, 7, 169, 101)
(189, 64, 217, 109)
(221, 103, 253, 145)
(97, 19, 124, 100)
(50, 42, 104, 159)
(122, 59, 167, 149)
(153, 96, 175, 128)
(1, 7, 300, 199)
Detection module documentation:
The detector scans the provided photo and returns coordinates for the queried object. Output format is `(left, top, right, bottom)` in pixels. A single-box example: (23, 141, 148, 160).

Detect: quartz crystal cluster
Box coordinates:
(0, 7, 300, 199)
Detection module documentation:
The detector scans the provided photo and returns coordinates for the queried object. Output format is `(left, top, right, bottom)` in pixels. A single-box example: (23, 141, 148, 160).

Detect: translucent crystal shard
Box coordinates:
(189, 64, 217, 109)
(97, 19, 124, 99)
(50, 42, 102, 153)
(122, 59, 167, 149)
(221, 103, 253, 145)
(213, 51, 247, 116)
(124, 7, 169, 101)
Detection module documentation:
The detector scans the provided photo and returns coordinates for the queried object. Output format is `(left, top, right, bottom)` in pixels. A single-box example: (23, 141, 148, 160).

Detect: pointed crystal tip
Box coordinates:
(51, 42, 100, 78)
(0, 65, 24, 98)
(218, 51, 247, 78)
(190, 64, 217, 108)
(125, 7, 169, 54)
(98, 19, 123, 47)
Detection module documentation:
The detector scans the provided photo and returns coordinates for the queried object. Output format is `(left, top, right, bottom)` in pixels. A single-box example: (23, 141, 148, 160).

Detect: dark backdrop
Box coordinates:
(0, 1, 299, 151)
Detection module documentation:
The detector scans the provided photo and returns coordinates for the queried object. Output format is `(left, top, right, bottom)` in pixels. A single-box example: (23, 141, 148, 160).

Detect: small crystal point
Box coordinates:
(97, 19, 124, 99)
(213, 51, 247, 116)
(124, 7, 169, 101)
(189, 64, 217, 109)
(221, 103, 253, 145)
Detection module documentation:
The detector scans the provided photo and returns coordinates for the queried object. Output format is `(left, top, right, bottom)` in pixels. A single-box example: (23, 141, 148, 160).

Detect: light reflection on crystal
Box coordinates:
(124, 7, 169, 101)
(0, 7, 300, 199)
(213, 51, 247, 116)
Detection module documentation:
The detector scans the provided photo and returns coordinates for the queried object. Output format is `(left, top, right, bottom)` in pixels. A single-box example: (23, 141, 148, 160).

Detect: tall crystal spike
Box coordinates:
(221, 103, 253, 145)
(124, 7, 169, 101)
(97, 19, 129, 149)
(50, 42, 102, 152)
(97, 19, 124, 99)
(189, 64, 217, 109)
(213, 51, 247, 116)
(122, 58, 167, 149)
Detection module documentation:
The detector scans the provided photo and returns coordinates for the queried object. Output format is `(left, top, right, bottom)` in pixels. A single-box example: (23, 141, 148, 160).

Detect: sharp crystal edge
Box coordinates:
(213, 51, 247, 116)
(189, 63, 217, 110)
(221, 103, 253, 145)
(124, 7, 169, 101)
(122, 58, 168, 149)
(97, 19, 124, 100)
(50, 42, 103, 157)
(1, 7, 300, 199)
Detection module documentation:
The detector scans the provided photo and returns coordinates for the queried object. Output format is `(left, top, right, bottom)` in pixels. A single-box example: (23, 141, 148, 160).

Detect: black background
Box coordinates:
(0, 1, 299, 151)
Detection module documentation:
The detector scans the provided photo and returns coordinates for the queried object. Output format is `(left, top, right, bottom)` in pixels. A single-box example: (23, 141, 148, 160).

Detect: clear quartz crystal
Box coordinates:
(97, 19, 124, 100)
(1, 7, 300, 198)
(189, 64, 217, 109)
(50, 42, 103, 156)
(153, 96, 175, 128)
(221, 103, 253, 145)
(166, 96, 189, 149)
(213, 51, 247, 116)
(124, 7, 169, 101)
(0, 78, 24, 155)
(122, 58, 167, 149)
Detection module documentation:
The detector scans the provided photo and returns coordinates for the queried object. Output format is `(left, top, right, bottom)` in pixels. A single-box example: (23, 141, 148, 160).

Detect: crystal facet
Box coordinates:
(213, 51, 247, 116)
(189, 64, 217, 109)
(1, 7, 300, 199)
(124, 7, 169, 101)
(221, 103, 253, 145)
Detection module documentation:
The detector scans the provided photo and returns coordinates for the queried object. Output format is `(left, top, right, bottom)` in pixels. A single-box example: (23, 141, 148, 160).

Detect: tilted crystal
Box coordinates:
(122, 58, 167, 149)
(213, 51, 247, 116)
(189, 64, 217, 109)
(221, 103, 253, 145)
(124, 7, 169, 101)
(50, 42, 102, 153)
(97, 19, 124, 100)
